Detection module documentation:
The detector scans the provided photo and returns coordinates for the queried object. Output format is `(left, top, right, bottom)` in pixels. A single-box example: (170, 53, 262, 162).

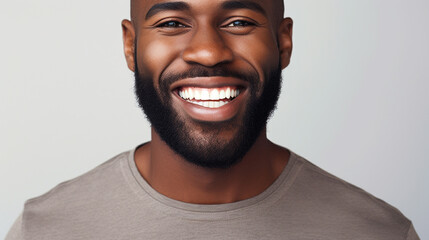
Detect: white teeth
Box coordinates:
(186, 100, 231, 108)
(179, 87, 241, 106)
(192, 101, 203, 106)
(201, 90, 210, 100)
(210, 89, 219, 100)
(219, 90, 225, 99)
(188, 88, 194, 100)
(194, 90, 201, 100)
(226, 88, 231, 99)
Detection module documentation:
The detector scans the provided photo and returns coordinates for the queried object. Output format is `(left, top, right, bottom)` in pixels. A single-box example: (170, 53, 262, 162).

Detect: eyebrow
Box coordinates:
(221, 0, 266, 16)
(145, 0, 266, 20)
(145, 2, 190, 20)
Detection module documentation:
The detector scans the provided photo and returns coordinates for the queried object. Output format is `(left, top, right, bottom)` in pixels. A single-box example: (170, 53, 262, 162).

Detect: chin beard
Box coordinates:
(134, 59, 282, 169)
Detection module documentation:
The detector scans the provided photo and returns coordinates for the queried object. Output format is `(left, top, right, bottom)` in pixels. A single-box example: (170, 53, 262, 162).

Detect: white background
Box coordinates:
(1, 0, 428, 238)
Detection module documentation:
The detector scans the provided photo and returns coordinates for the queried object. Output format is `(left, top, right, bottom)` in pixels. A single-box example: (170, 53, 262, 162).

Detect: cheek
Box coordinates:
(228, 31, 279, 80)
(137, 36, 181, 88)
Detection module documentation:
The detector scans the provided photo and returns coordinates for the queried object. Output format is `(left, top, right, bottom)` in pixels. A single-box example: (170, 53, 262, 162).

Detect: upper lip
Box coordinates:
(169, 77, 249, 91)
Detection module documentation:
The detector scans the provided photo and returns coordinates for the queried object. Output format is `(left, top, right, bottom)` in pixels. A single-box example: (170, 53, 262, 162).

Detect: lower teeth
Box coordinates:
(187, 100, 230, 108)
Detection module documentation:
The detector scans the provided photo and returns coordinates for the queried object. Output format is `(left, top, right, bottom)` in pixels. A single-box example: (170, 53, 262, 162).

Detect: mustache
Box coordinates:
(160, 65, 259, 88)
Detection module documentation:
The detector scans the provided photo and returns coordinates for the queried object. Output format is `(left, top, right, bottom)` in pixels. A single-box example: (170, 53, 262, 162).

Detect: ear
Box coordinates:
(122, 19, 136, 72)
(278, 18, 293, 69)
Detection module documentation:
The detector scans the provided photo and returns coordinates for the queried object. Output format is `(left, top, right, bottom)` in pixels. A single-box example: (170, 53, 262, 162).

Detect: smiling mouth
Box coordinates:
(177, 86, 241, 108)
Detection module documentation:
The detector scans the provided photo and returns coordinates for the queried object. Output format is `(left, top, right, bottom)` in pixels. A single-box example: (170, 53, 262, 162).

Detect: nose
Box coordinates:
(182, 25, 234, 67)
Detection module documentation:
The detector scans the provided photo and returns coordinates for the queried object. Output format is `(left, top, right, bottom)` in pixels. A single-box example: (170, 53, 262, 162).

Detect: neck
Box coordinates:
(134, 127, 289, 204)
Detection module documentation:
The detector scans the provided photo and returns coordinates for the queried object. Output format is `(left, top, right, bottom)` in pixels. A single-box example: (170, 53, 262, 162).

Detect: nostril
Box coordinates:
(181, 29, 234, 67)
(182, 46, 234, 67)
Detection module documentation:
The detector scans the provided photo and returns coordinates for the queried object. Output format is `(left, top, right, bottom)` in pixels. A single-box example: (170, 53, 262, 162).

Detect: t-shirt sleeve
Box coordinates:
(5, 213, 24, 240)
(406, 223, 420, 240)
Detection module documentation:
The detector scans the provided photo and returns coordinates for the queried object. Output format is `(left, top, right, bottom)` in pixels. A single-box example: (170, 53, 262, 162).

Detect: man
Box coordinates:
(6, 0, 420, 239)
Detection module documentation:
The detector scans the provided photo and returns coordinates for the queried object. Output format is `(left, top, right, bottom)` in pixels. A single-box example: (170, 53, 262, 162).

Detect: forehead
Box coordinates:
(131, 0, 280, 22)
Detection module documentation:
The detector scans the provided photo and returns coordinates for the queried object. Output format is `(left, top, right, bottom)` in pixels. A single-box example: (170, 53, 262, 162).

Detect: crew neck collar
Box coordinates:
(123, 144, 302, 220)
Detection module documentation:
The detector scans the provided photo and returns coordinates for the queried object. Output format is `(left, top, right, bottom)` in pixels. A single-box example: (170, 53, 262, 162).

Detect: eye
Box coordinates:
(225, 20, 256, 27)
(221, 19, 257, 35)
(156, 21, 188, 28)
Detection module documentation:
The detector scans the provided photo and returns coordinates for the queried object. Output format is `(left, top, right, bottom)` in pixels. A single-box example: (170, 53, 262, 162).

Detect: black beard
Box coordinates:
(134, 60, 282, 169)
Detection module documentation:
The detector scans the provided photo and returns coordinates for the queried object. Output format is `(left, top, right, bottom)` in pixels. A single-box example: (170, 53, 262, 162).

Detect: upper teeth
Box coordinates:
(178, 87, 240, 101)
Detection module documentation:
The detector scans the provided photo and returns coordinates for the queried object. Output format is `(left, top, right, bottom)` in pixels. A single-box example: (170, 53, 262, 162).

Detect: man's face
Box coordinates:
(124, 0, 292, 168)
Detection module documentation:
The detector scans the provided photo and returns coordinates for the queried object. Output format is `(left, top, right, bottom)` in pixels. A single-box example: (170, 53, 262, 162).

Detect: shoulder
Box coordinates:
(18, 151, 132, 237)
(25, 150, 130, 206)
(289, 153, 413, 238)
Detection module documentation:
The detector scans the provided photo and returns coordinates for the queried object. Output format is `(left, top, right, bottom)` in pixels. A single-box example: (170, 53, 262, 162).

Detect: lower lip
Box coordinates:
(172, 90, 247, 122)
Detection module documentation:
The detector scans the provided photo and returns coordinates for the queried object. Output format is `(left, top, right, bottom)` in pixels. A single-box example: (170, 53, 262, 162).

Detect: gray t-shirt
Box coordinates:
(6, 148, 420, 239)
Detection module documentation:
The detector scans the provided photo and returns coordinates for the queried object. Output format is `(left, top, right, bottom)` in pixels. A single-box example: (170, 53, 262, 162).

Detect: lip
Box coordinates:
(170, 77, 249, 122)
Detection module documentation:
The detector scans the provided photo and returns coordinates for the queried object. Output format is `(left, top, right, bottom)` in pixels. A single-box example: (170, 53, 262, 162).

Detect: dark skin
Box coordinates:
(122, 0, 293, 204)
